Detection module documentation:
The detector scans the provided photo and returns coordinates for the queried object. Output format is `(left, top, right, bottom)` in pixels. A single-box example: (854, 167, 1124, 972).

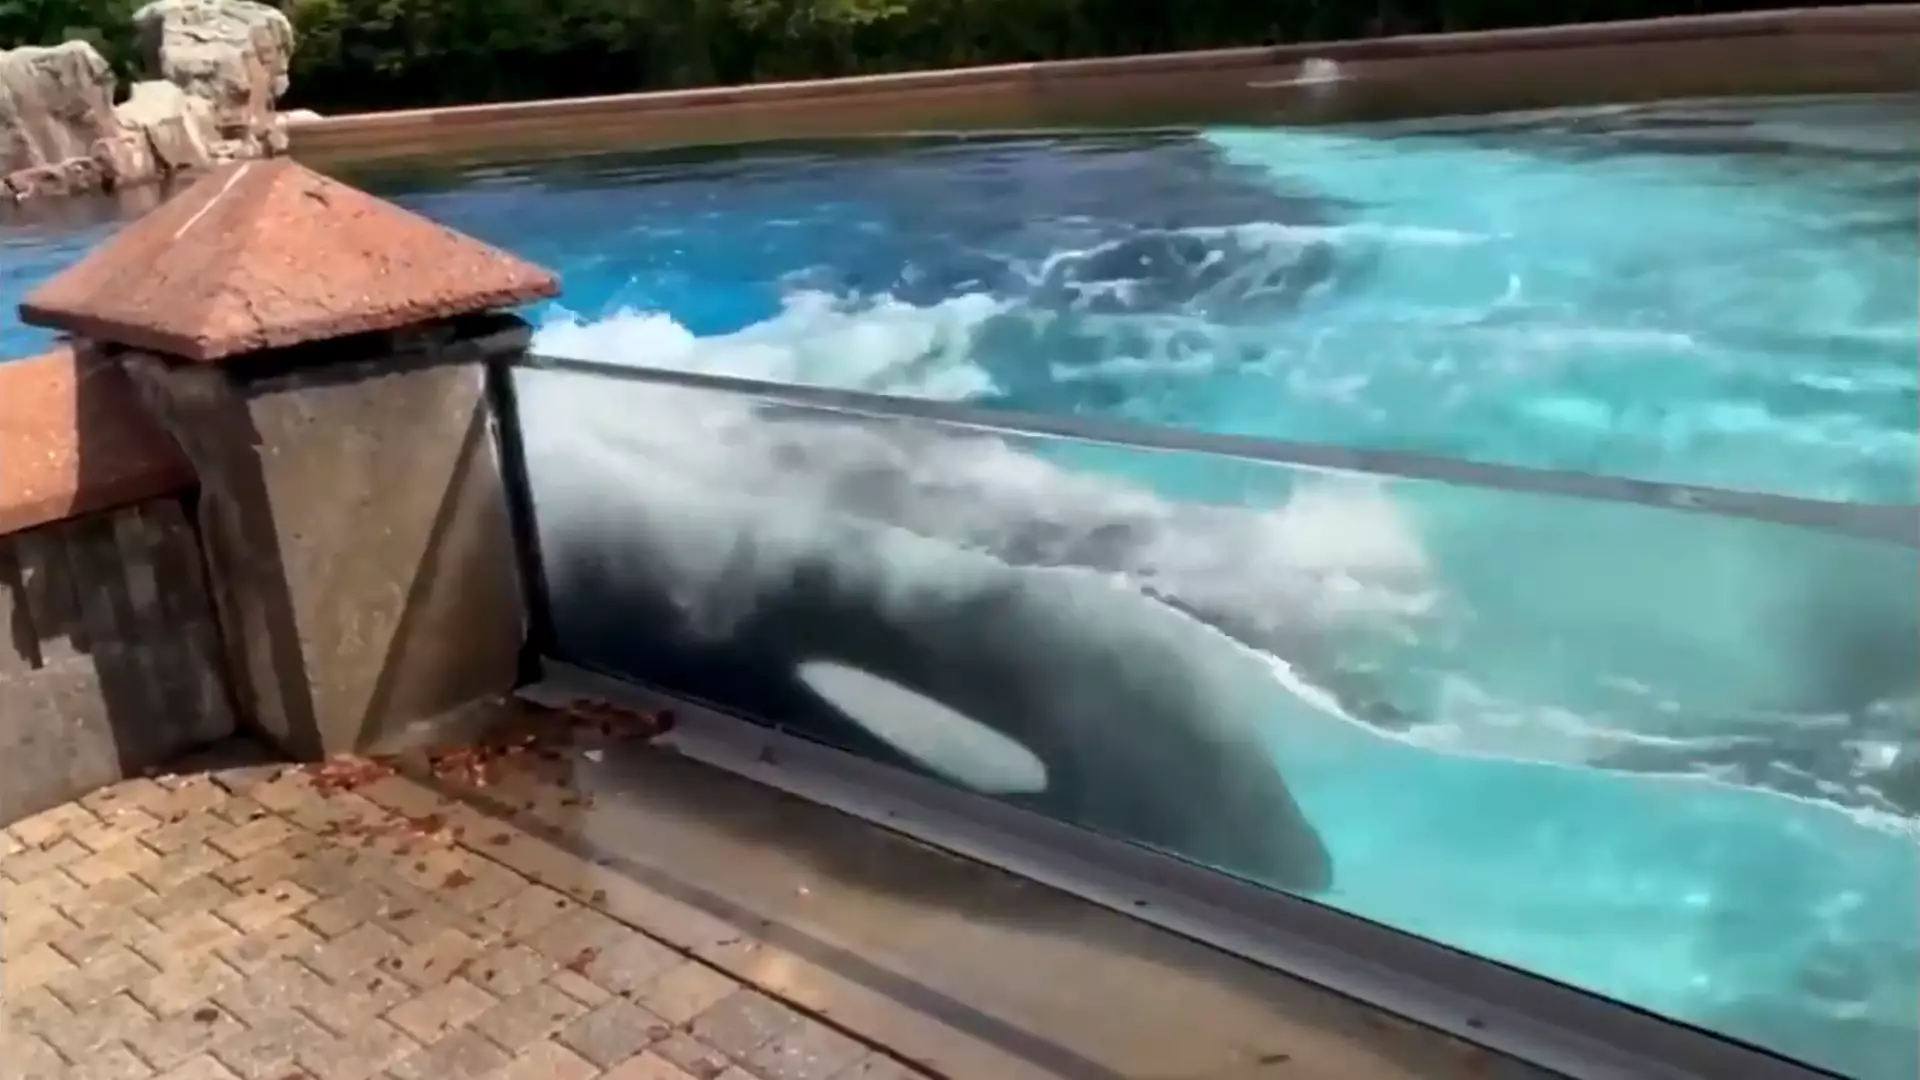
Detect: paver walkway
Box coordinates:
(1, 753, 933, 1080)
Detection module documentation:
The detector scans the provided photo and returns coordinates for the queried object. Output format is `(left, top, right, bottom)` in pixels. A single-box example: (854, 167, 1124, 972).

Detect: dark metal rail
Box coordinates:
(516, 351, 1920, 550)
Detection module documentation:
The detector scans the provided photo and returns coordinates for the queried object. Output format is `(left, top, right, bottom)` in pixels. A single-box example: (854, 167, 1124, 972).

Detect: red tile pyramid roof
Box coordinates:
(21, 159, 559, 362)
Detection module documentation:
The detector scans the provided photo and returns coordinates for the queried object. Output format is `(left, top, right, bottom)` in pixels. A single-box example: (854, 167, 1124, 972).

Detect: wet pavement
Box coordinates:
(2, 698, 1536, 1080)
(0, 731, 932, 1080)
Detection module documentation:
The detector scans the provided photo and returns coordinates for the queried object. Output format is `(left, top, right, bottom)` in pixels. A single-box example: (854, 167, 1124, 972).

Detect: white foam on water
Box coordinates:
(526, 273, 1916, 794)
(536, 290, 1007, 400)
(529, 198, 1917, 510)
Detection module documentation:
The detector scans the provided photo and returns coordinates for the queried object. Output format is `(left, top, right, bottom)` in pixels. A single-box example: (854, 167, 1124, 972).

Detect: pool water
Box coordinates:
(1, 216, 121, 358)
(8, 93, 1919, 1078)
(381, 94, 1920, 506)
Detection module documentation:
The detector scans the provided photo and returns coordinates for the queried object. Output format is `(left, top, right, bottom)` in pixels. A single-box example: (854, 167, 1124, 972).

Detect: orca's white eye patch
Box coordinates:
(794, 660, 1049, 795)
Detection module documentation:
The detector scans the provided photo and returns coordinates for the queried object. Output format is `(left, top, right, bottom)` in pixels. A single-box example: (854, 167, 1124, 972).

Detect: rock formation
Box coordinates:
(133, 0, 296, 160)
(1, 0, 295, 202)
(0, 42, 125, 199)
(115, 79, 219, 177)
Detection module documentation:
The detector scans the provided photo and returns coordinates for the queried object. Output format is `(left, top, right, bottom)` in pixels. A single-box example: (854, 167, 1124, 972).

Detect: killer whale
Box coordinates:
(520, 361, 1920, 826)
(538, 487, 1336, 894)
(522, 385, 1340, 895)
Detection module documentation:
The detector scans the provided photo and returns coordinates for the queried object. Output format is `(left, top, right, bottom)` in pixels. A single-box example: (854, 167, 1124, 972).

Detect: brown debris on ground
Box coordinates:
(303, 752, 400, 795)
(422, 698, 676, 790)
(271, 753, 455, 850)
(567, 699, 676, 742)
(263, 699, 673, 849)
(562, 946, 600, 975)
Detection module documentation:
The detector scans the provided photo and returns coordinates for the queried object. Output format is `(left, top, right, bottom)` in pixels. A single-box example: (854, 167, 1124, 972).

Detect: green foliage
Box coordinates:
(0, 0, 1866, 111)
(0, 0, 141, 85)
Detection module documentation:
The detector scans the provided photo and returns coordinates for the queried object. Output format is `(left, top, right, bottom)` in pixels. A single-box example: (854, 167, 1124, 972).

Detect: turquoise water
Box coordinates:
(385, 95, 1920, 506)
(2, 215, 121, 357)
(6, 93, 1918, 1078)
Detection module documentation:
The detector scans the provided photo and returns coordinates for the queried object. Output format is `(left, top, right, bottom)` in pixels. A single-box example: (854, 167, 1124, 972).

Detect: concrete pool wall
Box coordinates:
(284, 6, 1920, 166)
(0, 346, 227, 823)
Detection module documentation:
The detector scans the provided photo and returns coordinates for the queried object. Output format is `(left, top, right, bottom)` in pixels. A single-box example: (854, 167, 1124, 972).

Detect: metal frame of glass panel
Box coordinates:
(490, 351, 1907, 1080)
(511, 355, 1919, 551)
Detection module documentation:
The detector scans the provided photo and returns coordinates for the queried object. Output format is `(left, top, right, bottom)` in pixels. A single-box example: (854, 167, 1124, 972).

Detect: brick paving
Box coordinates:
(0, 764, 936, 1080)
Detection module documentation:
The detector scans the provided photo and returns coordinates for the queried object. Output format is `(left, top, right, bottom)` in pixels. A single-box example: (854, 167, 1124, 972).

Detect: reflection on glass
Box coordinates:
(512, 364, 1920, 1080)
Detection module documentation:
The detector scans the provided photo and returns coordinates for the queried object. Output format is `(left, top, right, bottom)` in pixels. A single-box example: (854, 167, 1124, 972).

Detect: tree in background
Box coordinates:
(0, 0, 141, 87)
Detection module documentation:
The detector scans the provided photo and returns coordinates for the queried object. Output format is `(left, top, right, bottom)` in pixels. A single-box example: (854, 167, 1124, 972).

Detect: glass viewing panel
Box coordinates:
(510, 363, 1920, 1080)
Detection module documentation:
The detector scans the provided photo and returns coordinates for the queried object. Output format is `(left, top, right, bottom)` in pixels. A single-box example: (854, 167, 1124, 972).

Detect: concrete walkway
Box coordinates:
(4, 698, 1545, 1080)
(1, 756, 931, 1080)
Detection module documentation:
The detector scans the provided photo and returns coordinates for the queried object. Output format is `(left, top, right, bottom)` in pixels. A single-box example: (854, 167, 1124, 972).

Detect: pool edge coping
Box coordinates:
(281, 5, 1920, 163)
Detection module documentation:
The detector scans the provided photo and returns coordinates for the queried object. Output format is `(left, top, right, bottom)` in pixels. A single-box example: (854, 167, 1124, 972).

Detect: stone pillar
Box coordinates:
(20, 158, 560, 759)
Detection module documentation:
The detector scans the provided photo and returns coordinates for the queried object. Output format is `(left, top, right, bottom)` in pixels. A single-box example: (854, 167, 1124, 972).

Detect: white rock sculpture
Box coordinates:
(0, 42, 124, 199)
(134, 0, 297, 160)
(2, 0, 299, 202)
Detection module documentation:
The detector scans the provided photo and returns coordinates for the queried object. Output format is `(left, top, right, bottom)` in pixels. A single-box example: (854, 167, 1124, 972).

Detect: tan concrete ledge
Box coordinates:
(0, 346, 195, 538)
(286, 6, 1920, 164)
